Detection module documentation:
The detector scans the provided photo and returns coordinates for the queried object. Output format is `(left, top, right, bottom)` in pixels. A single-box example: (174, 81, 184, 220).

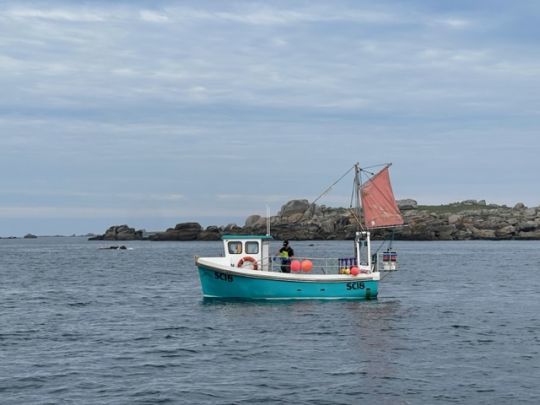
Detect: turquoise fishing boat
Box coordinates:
(195, 163, 403, 300)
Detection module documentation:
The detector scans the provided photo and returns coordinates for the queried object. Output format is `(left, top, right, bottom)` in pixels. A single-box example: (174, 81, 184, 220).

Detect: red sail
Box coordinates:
(360, 166, 404, 229)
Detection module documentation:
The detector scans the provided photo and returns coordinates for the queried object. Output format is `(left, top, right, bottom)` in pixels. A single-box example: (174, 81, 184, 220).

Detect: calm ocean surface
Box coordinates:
(1, 237, 539, 404)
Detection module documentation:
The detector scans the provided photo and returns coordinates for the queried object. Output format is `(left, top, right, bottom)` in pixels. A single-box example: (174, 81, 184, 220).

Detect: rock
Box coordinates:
(518, 221, 537, 232)
(455, 229, 473, 240)
(302, 204, 316, 220)
(506, 217, 519, 226)
(149, 222, 202, 241)
(448, 214, 462, 225)
(470, 227, 497, 239)
(223, 223, 243, 234)
(287, 213, 304, 223)
(23, 233, 37, 239)
(89, 225, 143, 241)
(173, 222, 202, 234)
(320, 218, 337, 234)
(397, 199, 417, 210)
(524, 208, 537, 218)
(513, 202, 526, 210)
(435, 225, 457, 240)
(244, 215, 261, 228)
(198, 226, 221, 241)
(279, 200, 310, 217)
(198, 230, 222, 241)
(517, 230, 540, 239)
(495, 225, 516, 238)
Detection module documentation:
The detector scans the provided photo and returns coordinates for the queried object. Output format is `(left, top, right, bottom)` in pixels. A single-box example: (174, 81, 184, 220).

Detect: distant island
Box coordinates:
(88, 199, 540, 241)
(0, 233, 38, 239)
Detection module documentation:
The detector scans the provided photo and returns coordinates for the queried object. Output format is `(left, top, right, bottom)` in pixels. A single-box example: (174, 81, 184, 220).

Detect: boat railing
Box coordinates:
(375, 251, 399, 271)
(266, 256, 371, 275)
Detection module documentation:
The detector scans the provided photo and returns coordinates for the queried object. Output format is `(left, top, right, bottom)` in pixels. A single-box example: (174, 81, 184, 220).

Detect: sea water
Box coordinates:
(1, 238, 539, 404)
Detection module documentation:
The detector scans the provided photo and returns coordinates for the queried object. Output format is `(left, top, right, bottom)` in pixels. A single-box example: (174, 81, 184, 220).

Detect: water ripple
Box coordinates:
(1, 238, 539, 404)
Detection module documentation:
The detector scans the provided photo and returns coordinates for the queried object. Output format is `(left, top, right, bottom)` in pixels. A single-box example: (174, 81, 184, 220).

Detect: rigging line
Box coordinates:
(360, 168, 375, 176)
(361, 162, 392, 172)
(288, 165, 355, 226)
(373, 240, 385, 255)
(373, 236, 392, 255)
(349, 208, 364, 229)
(311, 165, 355, 206)
(359, 163, 392, 183)
(359, 163, 389, 183)
(389, 228, 395, 250)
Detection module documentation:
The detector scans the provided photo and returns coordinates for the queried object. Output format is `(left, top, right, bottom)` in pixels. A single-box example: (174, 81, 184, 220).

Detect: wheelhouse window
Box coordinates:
(245, 241, 259, 254)
(228, 241, 242, 254)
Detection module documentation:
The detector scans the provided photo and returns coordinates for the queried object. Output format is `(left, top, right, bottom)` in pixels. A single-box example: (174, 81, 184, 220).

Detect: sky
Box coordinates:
(1, 0, 539, 236)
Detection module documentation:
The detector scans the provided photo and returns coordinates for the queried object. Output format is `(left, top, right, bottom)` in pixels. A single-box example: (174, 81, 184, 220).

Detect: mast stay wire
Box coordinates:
(311, 165, 355, 206)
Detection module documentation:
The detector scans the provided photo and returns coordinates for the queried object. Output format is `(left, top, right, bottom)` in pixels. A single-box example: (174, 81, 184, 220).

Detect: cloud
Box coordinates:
(154, 5, 398, 26)
(0, 206, 186, 219)
(5, 7, 106, 22)
(0, 190, 185, 202)
(1, 3, 401, 27)
(0, 2, 506, 118)
(436, 18, 471, 29)
(139, 10, 169, 23)
(0, 204, 259, 219)
(1, 0, 540, 235)
(216, 194, 292, 203)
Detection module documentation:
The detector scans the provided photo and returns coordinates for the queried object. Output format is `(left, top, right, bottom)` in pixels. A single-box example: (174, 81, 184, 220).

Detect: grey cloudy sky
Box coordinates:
(1, 0, 539, 236)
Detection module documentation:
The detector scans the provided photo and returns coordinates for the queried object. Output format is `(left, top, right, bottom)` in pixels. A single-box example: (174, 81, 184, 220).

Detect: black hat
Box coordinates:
(283, 240, 289, 245)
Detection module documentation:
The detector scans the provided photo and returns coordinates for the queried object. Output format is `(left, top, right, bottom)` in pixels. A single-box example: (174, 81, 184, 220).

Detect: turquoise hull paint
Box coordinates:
(197, 265, 378, 300)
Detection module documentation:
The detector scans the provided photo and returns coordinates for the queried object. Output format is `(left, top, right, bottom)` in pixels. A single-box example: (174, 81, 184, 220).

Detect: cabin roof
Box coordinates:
(221, 234, 273, 240)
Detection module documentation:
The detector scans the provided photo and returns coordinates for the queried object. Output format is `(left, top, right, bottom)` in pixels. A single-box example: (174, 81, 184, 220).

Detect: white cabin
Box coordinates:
(222, 234, 273, 271)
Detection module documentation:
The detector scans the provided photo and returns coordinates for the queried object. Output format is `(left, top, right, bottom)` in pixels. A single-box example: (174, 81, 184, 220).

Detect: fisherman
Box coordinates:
(279, 240, 294, 273)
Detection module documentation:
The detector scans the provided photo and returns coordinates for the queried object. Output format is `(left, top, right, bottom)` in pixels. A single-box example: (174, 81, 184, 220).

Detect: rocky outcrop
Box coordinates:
(397, 199, 417, 210)
(244, 199, 540, 240)
(194, 226, 222, 241)
(88, 225, 143, 241)
(24, 233, 37, 239)
(279, 199, 310, 220)
(149, 222, 202, 241)
(89, 199, 540, 241)
(395, 202, 540, 240)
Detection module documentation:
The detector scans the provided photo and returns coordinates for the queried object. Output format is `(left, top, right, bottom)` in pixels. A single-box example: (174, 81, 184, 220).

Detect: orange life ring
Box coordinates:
(237, 256, 258, 270)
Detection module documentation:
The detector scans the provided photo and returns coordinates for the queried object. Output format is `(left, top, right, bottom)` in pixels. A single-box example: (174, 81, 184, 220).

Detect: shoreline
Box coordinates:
(4, 199, 540, 241)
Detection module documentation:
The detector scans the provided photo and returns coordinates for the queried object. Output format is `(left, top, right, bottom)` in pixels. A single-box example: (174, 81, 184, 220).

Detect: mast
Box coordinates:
(354, 163, 363, 228)
(354, 163, 372, 270)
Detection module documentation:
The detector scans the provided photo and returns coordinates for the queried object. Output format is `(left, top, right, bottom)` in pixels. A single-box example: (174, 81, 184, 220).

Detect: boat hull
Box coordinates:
(197, 263, 378, 300)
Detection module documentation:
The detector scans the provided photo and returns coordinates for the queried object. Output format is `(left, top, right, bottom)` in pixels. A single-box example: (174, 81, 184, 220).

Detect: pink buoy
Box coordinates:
(350, 266, 360, 276)
(301, 260, 313, 272)
(290, 260, 301, 272)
